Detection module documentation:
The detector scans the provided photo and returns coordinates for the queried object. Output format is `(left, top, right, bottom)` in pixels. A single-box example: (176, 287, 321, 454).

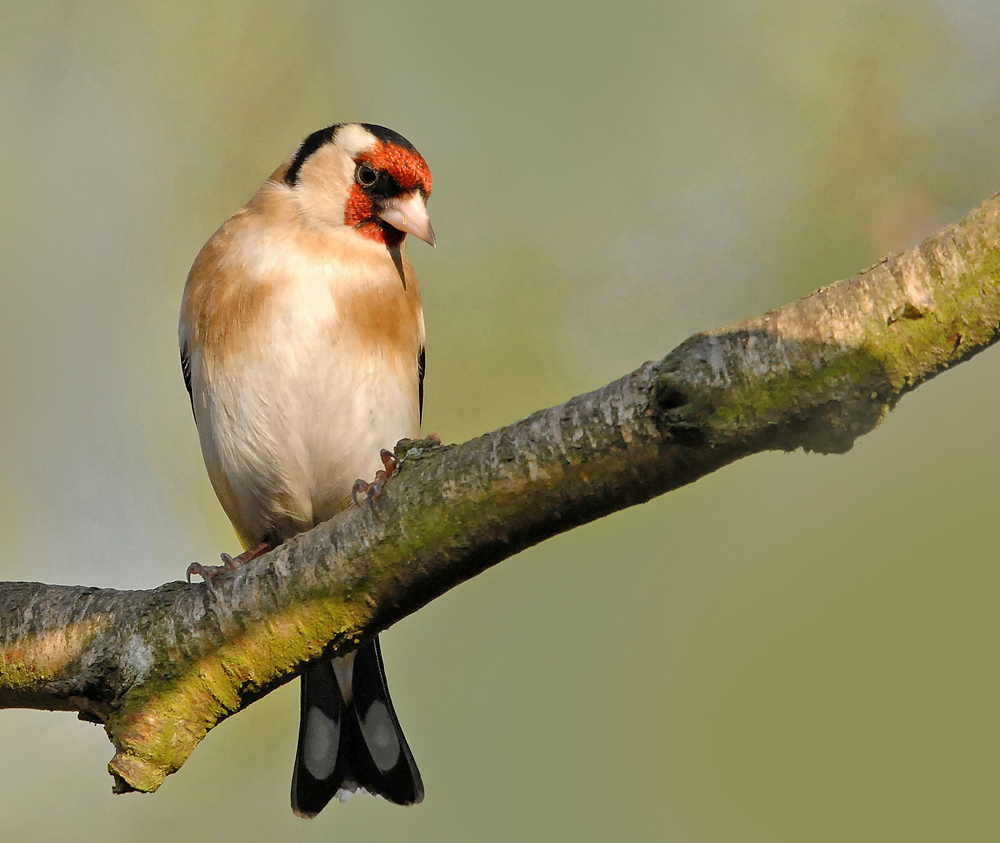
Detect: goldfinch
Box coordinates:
(179, 123, 435, 816)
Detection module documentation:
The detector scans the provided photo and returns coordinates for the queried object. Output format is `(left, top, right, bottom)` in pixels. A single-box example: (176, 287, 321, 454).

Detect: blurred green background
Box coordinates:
(1, 1, 998, 840)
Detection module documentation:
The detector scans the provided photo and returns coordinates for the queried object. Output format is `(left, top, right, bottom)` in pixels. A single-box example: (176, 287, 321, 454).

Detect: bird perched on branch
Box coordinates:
(179, 122, 435, 816)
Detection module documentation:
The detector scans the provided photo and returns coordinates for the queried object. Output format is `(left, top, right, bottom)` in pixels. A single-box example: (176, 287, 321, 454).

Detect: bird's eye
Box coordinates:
(356, 164, 378, 187)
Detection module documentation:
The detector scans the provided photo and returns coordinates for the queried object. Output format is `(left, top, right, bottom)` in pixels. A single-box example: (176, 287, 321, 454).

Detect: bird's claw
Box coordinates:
(186, 562, 221, 599)
(352, 449, 399, 516)
(186, 542, 272, 587)
(379, 448, 398, 476)
(352, 471, 387, 517)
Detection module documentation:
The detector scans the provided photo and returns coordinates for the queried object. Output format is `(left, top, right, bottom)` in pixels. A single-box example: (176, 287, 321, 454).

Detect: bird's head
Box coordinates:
(281, 123, 434, 249)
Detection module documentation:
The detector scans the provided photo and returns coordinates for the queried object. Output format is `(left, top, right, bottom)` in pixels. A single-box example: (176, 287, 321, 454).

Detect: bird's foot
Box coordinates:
(186, 541, 272, 586)
(352, 449, 398, 516)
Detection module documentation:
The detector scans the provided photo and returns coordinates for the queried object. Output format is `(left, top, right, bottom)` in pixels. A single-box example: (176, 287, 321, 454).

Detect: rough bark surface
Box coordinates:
(2, 192, 999, 795)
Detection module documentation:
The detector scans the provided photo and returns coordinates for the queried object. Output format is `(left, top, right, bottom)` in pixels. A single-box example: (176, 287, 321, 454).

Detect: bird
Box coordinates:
(178, 122, 435, 817)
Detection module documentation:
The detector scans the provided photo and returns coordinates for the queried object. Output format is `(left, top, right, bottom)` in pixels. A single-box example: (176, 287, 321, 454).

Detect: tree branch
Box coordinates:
(2, 192, 999, 795)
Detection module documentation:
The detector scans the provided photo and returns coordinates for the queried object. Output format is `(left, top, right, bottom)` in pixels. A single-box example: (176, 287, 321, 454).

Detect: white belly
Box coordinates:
(193, 275, 421, 545)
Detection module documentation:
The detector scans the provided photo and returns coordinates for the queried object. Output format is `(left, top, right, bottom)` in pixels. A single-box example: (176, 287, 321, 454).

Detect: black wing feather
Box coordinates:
(418, 346, 425, 424)
(180, 343, 195, 421)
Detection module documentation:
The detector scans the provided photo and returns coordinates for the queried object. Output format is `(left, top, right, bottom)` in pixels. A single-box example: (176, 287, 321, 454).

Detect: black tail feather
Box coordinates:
(291, 636, 423, 817)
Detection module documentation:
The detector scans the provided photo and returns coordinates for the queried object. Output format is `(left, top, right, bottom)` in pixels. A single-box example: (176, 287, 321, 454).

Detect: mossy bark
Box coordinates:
(2, 192, 999, 794)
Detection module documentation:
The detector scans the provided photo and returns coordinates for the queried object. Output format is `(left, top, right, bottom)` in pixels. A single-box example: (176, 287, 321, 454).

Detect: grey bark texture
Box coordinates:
(2, 192, 999, 794)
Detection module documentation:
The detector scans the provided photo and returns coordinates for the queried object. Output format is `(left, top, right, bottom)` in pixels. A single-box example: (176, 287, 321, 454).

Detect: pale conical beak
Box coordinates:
(378, 190, 436, 247)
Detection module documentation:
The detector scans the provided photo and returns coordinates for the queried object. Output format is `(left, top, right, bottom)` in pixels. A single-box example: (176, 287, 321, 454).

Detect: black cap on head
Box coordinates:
(357, 123, 416, 151)
(284, 123, 417, 187)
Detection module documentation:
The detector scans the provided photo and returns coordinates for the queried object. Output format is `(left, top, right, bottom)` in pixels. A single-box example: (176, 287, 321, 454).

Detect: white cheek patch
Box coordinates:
(303, 706, 340, 781)
(359, 699, 401, 772)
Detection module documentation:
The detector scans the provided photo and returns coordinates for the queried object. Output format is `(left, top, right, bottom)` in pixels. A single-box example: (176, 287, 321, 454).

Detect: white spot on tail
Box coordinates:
(303, 707, 340, 780)
(360, 699, 401, 771)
